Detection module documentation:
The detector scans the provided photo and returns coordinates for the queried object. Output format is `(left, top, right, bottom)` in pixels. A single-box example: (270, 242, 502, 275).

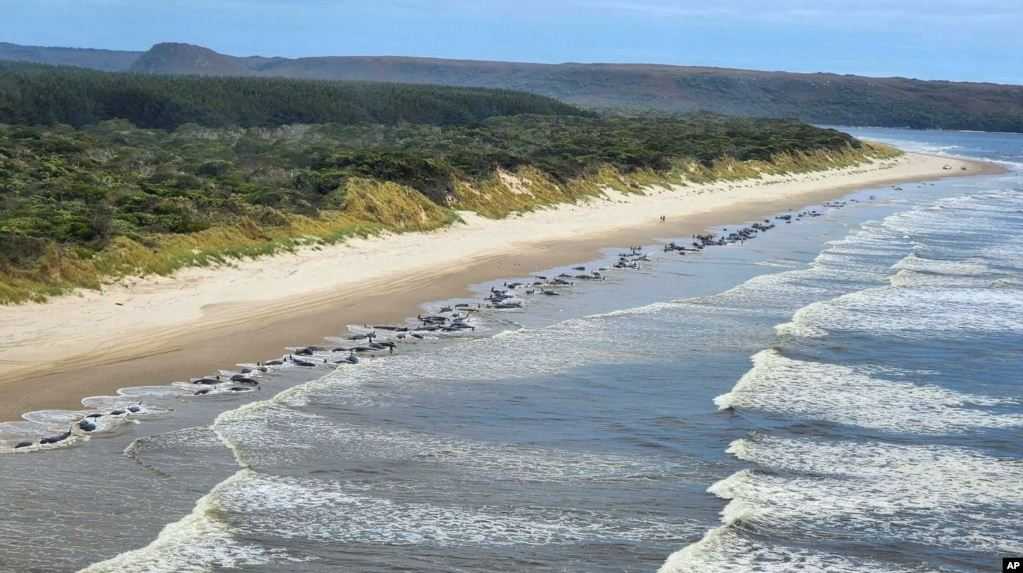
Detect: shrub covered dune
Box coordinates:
(0, 65, 898, 304)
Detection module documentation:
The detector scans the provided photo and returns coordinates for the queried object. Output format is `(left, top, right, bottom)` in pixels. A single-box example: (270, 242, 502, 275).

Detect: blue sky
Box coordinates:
(3, 0, 1022, 84)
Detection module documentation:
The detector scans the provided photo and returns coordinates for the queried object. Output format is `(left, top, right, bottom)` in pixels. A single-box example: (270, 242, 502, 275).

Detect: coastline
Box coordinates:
(0, 151, 1001, 421)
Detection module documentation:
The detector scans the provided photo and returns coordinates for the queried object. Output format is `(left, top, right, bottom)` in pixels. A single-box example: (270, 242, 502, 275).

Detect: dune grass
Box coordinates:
(0, 178, 456, 304)
(450, 142, 901, 219)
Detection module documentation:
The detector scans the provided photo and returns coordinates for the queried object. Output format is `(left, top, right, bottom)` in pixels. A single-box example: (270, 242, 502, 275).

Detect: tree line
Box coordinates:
(0, 62, 589, 129)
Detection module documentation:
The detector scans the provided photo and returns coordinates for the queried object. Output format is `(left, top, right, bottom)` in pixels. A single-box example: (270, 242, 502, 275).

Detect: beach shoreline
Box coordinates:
(0, 151, 1002, 421)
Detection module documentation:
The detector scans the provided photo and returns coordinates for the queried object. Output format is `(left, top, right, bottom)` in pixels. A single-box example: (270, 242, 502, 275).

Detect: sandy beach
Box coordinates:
(0, 152, 1000, 421)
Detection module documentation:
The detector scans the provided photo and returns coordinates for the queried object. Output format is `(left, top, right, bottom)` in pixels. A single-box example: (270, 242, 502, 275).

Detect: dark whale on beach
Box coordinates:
(39, 431, 71, 445)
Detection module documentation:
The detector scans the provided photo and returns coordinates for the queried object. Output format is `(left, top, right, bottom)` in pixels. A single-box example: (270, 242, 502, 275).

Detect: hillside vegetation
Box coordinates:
(0, 42, 138, 72)
(0, 62, 588, 129)
(2, 42, 1022, 132)
(0, 114, 895, 303)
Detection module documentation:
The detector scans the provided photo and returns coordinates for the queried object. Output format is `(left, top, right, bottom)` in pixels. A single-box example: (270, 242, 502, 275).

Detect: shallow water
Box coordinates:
(0, 127, 1020, 572)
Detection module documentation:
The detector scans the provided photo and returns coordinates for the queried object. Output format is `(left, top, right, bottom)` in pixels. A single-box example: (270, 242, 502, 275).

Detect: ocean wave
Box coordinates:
(214, 400, 696, 482)
(728, 436, 1023, 506)
(588, 301, 683, 318)
(678, 221, 915, 319)
(779, 284, 1023, 340)
(78, 470, 299, 573)
(715, 350, 1022, 433)
(713, 437, 1023, 553)
(660, 435, 1023, 572)
(891, 253, 992, 277)
(209, 470, 698, 546)
(658, 525, 933, 573)
(887, 268, 1012, 289)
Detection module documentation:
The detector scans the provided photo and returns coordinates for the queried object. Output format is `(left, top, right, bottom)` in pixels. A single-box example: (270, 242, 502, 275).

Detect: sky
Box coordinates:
(3, 0, 1022, 84)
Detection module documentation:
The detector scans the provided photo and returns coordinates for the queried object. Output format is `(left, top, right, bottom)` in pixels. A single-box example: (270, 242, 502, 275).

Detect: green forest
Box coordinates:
(0, 64, 893, 303)
(0, 62, 587, 129)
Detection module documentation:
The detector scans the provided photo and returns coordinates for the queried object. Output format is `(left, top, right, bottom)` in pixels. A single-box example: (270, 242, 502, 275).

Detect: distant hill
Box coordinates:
(0, 42, 139, 72)
(2, 41, 1022, 132)
(0, 62, 588, 129)
(129, 42, 283, 76)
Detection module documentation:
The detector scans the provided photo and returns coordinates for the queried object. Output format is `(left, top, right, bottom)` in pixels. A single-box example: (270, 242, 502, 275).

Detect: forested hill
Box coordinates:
(2, 41, 1022, 132)
(0, 62, 588, 129)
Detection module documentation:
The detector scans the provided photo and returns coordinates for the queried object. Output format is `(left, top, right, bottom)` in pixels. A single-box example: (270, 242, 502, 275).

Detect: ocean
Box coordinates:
(0, 127, 1020, 572)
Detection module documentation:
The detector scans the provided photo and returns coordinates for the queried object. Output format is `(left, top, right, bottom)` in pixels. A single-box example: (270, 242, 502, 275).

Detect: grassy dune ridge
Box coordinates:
(0, 117, 898, 304)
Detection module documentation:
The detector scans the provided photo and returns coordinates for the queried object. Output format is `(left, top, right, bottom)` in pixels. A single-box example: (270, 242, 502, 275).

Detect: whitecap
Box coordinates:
(715, 350, 1022, 433)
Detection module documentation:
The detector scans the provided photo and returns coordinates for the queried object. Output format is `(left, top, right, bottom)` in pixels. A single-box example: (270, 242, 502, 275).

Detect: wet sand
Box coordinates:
(0, 153, 1001, 421)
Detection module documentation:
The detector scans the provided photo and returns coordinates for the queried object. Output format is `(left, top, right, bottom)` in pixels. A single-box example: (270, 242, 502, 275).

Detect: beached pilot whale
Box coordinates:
(229, 375, 259, 386)
(336, 352, 359, 365)
(39, 431, 71, 445)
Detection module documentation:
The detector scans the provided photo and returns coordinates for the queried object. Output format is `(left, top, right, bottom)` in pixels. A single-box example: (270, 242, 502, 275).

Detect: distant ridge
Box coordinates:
(0, 42, 138, 72)
(2, 40, 1023, 132)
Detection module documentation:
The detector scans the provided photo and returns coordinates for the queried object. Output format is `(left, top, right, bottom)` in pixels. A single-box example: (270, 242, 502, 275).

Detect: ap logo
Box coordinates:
(1006, 558, 1023, 572)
